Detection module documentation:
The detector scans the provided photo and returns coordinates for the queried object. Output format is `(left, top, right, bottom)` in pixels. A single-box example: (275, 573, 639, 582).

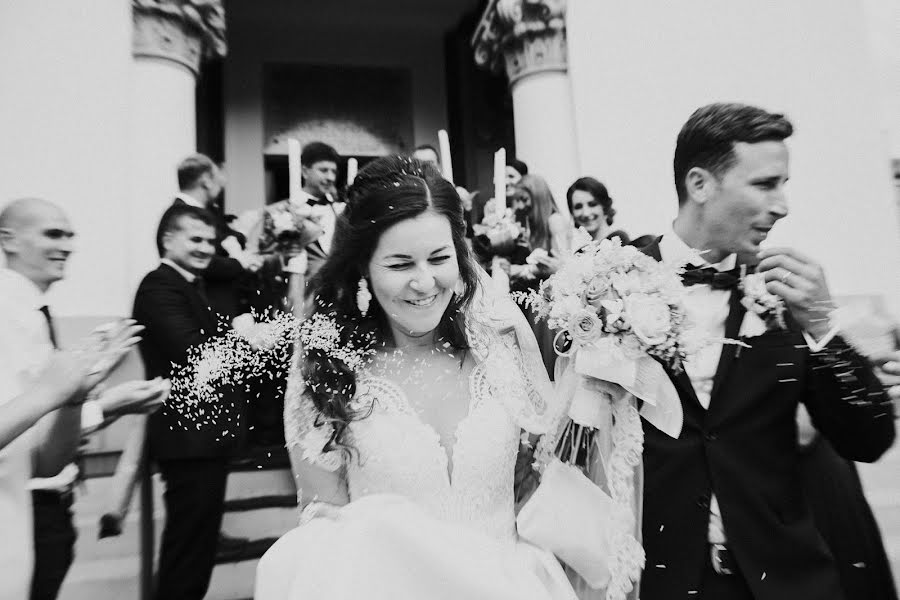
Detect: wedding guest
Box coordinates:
(565, 177, 630, 244)
(258, 141, 341, 300)
(412, 144, 440, 167)
(638, 102, 895, 600)
(505, 158, 528, 200)
(0, 198, 152, 600)
(158, 154, 261, 321)
(135, 204, 246, 600)
(503, 174, 570, 376)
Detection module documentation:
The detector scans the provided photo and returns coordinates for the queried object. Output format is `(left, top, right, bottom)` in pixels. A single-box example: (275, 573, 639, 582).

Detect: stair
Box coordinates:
(58, 445, 298, 600)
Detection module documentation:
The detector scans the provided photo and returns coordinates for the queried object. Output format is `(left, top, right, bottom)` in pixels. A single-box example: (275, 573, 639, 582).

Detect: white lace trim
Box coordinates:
(604, 395, 646, 600)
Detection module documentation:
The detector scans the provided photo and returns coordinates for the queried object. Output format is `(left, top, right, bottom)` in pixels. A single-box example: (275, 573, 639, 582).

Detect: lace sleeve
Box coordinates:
(283, 346, 343, 472)
(468, 268, 559, 435)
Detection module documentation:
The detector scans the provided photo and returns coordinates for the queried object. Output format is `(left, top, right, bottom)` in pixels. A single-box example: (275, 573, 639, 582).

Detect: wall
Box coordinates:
(0, 0, 134, 317)
(567, 0, 900, 315)
(224, 0, 453, 215)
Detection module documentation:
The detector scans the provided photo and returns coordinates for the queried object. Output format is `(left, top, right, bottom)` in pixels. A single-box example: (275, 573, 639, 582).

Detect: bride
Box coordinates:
(255, 156, 577, 600)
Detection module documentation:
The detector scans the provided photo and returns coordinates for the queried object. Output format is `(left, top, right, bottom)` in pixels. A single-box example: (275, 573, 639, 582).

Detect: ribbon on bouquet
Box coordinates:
(570, 341, 683, 439)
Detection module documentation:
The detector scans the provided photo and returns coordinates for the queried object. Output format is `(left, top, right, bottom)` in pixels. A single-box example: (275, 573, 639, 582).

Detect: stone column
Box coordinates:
(129, 0, 226, 283)
(473, 0, 578, 216)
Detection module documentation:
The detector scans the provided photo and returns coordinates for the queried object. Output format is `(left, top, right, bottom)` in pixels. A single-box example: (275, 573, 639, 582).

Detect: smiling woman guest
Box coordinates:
(565, 177, 629, 244)
(256, 156, 577, 600)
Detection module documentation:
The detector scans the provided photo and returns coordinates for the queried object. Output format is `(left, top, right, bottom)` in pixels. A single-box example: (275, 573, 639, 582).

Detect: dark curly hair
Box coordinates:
(566, 177, 616, 226)
(303, 156, 479, 456)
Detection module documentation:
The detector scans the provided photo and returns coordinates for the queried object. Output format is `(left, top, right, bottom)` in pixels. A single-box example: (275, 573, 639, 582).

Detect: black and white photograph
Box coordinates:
(0, 1, 898, 599)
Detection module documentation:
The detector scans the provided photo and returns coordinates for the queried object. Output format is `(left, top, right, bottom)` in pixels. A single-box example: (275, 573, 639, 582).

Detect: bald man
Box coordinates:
(0, 198, 161, 600)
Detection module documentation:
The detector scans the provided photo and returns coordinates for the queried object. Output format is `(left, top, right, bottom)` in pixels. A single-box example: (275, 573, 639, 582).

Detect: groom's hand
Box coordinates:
(757, 247, 834, 339)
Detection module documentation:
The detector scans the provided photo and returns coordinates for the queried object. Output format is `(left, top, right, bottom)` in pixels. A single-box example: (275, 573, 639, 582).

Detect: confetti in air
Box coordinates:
(167, 310, 299, 434)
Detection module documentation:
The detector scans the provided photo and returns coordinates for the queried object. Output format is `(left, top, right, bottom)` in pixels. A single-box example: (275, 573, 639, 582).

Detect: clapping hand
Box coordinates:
(97, 378, 170, 418)
(757, 248, 834, 339)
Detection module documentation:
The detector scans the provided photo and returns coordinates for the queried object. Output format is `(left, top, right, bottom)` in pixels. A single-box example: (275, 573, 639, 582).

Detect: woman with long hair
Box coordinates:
(502, 174, 571, 376)
(255, 156, 576, 600)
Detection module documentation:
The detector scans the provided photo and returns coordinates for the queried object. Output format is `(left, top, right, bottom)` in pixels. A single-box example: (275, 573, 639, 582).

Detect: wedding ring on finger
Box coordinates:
(780, 270, 792, 285)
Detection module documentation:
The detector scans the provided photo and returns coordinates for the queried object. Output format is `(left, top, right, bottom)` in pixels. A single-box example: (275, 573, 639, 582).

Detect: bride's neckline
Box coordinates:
(357, 361, 482, 487)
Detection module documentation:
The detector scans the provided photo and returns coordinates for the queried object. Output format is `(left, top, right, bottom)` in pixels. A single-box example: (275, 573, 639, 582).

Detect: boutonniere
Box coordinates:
(739, 266, 787, 335)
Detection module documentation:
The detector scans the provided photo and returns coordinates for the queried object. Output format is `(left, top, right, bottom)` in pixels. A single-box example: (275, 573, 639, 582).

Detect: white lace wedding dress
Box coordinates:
(255, 284, 577, 600)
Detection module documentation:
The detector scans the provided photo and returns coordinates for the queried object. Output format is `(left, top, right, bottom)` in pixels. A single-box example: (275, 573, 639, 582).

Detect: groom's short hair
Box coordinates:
(673, 103, 793, 205)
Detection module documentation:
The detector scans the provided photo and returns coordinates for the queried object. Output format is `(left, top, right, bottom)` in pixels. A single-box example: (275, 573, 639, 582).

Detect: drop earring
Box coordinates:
(356, 278, 372, 316)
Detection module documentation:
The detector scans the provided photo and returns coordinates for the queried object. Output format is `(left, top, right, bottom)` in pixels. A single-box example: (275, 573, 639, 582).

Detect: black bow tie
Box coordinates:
(681, 266, 741, 290)
(306, 196, 331, 207)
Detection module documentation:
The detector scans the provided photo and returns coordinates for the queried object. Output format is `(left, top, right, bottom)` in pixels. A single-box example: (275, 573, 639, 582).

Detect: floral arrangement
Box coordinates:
(473, 198, 525, 256)
(740, 268, 787, 330)
(518, 234, 699, 600)
(517, 235, 697, 370)
(260, 202, 324, 260)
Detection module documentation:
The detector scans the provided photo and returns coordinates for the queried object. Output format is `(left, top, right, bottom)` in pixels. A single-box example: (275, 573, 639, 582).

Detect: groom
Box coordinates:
(638, 103, 895, 600)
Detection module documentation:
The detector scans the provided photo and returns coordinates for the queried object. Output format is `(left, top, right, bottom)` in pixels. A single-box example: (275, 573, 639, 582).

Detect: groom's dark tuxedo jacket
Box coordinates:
(638, 238, 895, 600)
(133, 263, 242, 461)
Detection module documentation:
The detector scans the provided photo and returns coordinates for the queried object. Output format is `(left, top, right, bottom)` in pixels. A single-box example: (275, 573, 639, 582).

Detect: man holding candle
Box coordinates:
(258, 141, 341, 289)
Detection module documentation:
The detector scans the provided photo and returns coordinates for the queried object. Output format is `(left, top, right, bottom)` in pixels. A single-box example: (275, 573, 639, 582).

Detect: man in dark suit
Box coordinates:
(135, 204, 243, 600)
(157, 154, 261, 321)
(639, 103, 895, 600)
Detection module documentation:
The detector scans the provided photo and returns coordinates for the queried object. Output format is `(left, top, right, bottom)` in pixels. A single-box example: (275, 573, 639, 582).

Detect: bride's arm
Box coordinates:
(284, 349, 349, 514)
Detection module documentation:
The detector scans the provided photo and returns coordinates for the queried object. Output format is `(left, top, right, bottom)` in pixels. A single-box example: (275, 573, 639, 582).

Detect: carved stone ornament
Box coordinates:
(472, 0, 567, 86)
(132, 0, 226, 75)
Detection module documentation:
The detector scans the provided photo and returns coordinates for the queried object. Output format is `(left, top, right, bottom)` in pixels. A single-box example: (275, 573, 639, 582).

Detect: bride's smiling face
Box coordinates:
(368, 211, 460, 346)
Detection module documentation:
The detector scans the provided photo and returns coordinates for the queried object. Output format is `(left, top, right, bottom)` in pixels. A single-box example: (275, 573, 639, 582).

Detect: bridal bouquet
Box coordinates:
(259, 201, 324, 259)
(516, 234, 693, 600)
(473, 199, 525, 257)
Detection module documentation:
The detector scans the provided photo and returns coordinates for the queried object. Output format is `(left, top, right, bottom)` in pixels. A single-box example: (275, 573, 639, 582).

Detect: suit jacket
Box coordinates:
(160, 198, 247, 318)
(638, 237, 895, 600)
(133, 264, 243, 461)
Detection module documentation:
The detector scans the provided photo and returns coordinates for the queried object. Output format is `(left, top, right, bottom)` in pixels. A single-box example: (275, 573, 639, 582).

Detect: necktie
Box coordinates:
(39, 305, 59, 349)
(193, 277, 211, 308)
(680, 266, 741, 291)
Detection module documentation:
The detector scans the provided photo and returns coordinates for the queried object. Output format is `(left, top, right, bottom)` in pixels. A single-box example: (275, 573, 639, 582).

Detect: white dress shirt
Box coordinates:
(659, 231, 737, 545)
(659, 230, 838, 546)
(293, 192, 345, 254)
(0, 268, 54, 597)
(175, 191, 205, 209)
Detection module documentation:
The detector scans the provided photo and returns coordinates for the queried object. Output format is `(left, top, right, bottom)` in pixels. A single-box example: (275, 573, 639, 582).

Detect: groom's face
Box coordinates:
(701, 141, 790, 257)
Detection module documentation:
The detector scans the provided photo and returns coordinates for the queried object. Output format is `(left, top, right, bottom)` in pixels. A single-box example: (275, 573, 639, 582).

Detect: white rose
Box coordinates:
(548, 294, 584, 322)
(624, 293, 672, 346)
(272, 211, 294, 235)
(611, 270, 644, 295)
(568, 309, 604, 344)
(742, 272, 768, 298)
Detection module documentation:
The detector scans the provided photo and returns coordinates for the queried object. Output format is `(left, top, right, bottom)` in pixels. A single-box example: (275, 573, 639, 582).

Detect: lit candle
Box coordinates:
(493, 147, 506, 207)
(288, 138, 301, 199)
(438, 129, 454, 184)
(346, 157, 358, 187)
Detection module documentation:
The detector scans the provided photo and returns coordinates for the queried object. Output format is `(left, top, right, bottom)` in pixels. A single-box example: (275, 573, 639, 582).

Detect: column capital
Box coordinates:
(132, 0, 227, 76)
(472, 0, 567, 86)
